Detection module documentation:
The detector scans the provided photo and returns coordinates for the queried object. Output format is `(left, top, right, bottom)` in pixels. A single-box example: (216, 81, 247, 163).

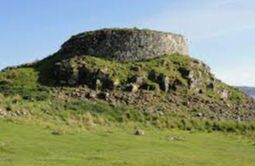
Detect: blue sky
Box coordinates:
(0, 0, 255, 86)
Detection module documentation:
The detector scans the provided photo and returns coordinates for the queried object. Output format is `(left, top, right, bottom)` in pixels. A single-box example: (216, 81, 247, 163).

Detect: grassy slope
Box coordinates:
(0, 55, 255, 165)
(0, 120, 255, 166)
(0, 54, 248, 105)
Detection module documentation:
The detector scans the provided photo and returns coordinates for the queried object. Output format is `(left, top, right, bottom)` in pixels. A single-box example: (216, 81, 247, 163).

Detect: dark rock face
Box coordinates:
(60, 28, 189, 62)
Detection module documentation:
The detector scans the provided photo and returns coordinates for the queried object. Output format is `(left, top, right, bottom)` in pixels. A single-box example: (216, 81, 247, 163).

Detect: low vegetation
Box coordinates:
(0, 120, 255, 166)
(0, 54, 255, 165)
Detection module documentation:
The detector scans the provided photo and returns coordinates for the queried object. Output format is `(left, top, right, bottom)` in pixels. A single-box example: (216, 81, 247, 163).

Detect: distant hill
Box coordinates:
(237, 86, 255, 98)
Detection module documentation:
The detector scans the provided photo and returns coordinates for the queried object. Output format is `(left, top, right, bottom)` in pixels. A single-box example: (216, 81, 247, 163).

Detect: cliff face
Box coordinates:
(60, 28, 189, 61)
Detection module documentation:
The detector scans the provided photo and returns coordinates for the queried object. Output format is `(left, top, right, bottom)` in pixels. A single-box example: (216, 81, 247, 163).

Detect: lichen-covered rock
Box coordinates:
(60, 28, 189, 62)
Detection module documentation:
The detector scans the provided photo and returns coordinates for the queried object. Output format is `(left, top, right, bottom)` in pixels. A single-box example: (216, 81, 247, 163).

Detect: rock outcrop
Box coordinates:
(25, 28, 254, 121)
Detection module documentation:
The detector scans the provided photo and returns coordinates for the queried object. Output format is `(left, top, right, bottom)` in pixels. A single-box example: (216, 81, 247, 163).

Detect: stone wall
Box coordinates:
(60, 28, 189, 62)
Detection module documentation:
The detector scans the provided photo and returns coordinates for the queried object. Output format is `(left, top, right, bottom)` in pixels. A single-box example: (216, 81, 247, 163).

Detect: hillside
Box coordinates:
(0, 28, 255, 165)
(1, 28, 255, 122)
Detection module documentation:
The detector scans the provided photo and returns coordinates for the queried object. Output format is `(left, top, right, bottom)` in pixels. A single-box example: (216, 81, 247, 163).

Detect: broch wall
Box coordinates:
(60, 28, 189, 61)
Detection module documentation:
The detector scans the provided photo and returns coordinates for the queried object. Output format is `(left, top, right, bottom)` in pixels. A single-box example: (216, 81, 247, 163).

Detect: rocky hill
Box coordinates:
(0, 28, 255, 123)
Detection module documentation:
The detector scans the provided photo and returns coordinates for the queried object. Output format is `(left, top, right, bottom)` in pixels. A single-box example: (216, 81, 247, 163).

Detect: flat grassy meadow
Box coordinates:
(0, 120, 254, 166)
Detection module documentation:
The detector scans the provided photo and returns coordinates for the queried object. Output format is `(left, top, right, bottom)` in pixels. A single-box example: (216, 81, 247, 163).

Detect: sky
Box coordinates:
(0, 0, 255, 86)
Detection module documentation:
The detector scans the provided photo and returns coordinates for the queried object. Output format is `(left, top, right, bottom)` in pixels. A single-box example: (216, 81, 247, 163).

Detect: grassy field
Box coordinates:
(0, 120, 254, 166)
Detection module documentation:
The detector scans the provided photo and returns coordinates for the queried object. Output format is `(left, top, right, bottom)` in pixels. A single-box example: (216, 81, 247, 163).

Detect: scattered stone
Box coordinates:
(95, 79, 102, 91)
(197, 112, 203, 117)
(158, 74, 170, 92)
(131, 75, 144, 86)
(87, 92, 97, 99)
(113, 79, 120, 89)
(140, 82, 160, 92)
(168, 136, 184, 141)
(0, 108, 7, 116)
(162, 76, 170, 92)
(127, 84, 139, 93)
(51, 130, 64, 136)
(97, 92, 110, 100)
(134, 128, 145, 136)
(178, 67, 190, 79)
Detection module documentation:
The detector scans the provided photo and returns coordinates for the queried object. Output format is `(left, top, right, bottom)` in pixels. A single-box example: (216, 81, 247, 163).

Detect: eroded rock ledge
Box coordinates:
(60, 28, 189, 61)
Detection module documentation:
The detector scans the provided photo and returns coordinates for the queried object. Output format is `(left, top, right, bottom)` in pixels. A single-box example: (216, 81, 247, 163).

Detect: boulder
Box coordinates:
(168, 136, 184, 141)
(87, 91, 97, 99)
(134, 128, 145, 136)
(102, 78, 119, 90)
(97, 92, 110, 100)
(130, 75, 145, 86)
(127, 84, 139, 93)
(178, 67, 190, 79)
(148, 71, 170, 92)
(158, 74, 170, 92)
(140, 82, 160, 92)
(95, 79, 103, 91)
(113, 79, 120, 88)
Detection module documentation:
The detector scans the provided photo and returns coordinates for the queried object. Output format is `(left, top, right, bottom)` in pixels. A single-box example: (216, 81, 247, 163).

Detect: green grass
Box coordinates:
(0, 120, 254, 166)
(1, 54, 255, 165)
(0, 68, 50, 100)
(1, 94, 255, 136)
